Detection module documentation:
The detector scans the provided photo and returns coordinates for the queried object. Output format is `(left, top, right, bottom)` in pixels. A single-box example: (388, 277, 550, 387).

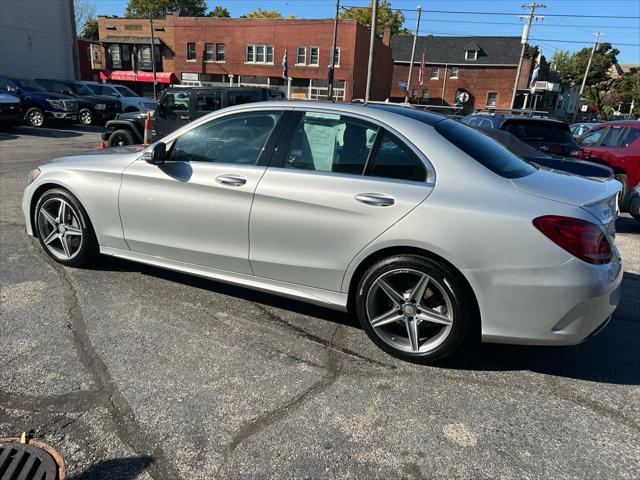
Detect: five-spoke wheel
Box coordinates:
(34, 189, 96, 267)
(356, 255, 475, 363)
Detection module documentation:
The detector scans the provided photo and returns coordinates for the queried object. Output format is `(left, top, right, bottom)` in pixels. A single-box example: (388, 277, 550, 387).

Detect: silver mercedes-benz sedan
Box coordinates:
(22, 102, 623, 363)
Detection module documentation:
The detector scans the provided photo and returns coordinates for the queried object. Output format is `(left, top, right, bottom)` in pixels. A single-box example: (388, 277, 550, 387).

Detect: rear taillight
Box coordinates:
(533, 215, 613, 265)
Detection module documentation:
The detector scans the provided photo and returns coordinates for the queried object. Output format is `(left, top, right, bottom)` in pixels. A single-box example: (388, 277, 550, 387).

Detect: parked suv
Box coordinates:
(0, 76, 77, 127)
(461, 113, 579, 156)
(0, 92, 22, 127)
(577, 120, 640, 211)
(102, 86, 285, 146)
(34, 79, 120, 125)
(78, 81, 157, 113)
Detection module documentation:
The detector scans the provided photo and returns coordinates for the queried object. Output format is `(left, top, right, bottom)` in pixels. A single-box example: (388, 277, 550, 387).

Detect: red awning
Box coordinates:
(99, 70, 176, 83)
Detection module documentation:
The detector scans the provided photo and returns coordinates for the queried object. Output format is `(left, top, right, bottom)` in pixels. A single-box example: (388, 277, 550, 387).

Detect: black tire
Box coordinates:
(34, 188, 97, 268)
(25, 107, 45, 127)
(355, 255, 476, 364)
(614, 173, 628, 211)
(79, 108, 93, 126)
(108, 129, 135, 147)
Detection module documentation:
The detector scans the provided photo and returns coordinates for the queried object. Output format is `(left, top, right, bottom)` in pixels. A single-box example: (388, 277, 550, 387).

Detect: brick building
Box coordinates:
(96, 15, 393, 101)
(387, 34, 535, 112)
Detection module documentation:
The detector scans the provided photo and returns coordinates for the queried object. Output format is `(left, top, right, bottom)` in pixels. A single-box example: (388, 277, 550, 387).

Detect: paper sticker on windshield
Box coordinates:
(305, 112, 340, 121)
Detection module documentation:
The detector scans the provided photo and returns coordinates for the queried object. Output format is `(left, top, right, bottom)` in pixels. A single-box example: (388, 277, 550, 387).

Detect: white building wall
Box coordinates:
(0, 0, 78, 80)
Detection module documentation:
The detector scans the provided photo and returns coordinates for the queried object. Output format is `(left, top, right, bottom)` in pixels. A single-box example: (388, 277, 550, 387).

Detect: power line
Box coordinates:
(402, 16, 640, 29)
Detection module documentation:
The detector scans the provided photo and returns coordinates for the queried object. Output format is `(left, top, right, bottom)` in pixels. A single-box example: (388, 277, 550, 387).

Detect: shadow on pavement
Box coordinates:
(87, 255, 639, 385)
(68, 456, 153, 480)
(616, 215, 639, 234)
(3, 125, 108, 139)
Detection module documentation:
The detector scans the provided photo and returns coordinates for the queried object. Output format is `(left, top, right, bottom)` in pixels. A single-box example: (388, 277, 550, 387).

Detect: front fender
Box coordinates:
(104, 119, 144, 141)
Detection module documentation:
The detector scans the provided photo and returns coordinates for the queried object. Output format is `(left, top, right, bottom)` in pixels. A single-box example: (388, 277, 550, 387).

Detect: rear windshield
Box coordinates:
(502, 120, 575, 144)
(434, 119, 536, 178)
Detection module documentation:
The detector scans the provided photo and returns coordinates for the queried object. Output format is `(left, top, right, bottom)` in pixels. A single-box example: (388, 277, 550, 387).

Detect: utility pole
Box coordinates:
(579, 32, 602, 96)
(404, 5, 422, 103)
(365, 0, 378, 102)
(149, 12, 158, 100)
(510, 2, 545, 108)
(328, 0, 340, 100)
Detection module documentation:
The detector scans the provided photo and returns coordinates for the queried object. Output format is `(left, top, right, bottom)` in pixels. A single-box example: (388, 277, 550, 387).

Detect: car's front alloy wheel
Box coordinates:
(356, 255, 475, 363)
(35, 189, 96, 267)
(79, 108, 93, 125)
(25, 107, 45, 127)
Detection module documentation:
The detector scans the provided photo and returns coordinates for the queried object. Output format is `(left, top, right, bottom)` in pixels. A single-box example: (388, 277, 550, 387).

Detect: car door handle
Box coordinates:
(355, 193, 395, 207)
(216, 174, 247, 187)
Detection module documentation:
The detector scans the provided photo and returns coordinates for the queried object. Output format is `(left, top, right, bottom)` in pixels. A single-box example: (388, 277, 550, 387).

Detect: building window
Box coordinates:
(216, 44, 225, 62)
(296, 46, 306, 65)
(108, 44, 121, 69)
(487, 92, 498, 107)
(430, 66, 439, 79)
(309, 47, 319, 66)
(465, 50, 478, 61)
(411, 89, 417, 99)
(450, 67, 459, 78)
(205, 43, 214, 62)
(246, 44, 274, 64)
(187, 42, 196, 61)
(421, 89, 429, 100)
(330, 47, 340, 67)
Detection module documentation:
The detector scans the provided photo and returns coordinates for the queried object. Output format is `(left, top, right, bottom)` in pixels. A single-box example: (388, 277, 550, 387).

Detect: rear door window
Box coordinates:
(623, 128, 640, 147)
(502, 120, 574, 144)
(367, 132, 427, 182)
(601, 126, 627, 147)
(228, 90, 261, 107)
(196, 91, 222, 113)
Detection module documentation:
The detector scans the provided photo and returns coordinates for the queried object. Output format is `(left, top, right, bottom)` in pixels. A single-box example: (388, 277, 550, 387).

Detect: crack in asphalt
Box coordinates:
(23, 238, 184, 480)
(217, 325, 346, 474)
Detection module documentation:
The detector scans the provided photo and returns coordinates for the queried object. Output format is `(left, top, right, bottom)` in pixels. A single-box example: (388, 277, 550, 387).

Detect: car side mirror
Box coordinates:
(143, 142, 166, 165)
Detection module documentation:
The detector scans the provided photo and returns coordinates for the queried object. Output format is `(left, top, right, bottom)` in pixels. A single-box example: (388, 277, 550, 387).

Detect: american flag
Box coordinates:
(282, 48, 288, 79)
(418, 49, 426, 86)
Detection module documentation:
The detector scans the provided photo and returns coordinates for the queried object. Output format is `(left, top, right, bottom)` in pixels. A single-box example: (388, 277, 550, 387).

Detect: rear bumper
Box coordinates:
(465, 255, 623, 346)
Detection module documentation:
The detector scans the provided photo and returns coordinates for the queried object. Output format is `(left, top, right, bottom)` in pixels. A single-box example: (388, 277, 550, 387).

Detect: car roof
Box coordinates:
(596, 120, 640, 127)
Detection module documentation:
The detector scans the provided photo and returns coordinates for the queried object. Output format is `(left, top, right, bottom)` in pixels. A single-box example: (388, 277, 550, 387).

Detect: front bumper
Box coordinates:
(465, 254, 623, 346)
(45, 111, 78, 121)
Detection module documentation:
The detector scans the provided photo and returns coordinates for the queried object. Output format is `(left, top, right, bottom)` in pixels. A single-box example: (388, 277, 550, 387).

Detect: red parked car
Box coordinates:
(577, 120, 640, 211)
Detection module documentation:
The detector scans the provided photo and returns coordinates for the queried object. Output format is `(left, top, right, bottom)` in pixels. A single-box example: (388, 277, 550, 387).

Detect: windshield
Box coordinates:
(15, 79, 46, 92)
(115, 86, 138, 97)
(71, 83, 96, 95)
(85, 84, 117, 97)
(502, 120, 575, 144)
(435, 119, 536, 178)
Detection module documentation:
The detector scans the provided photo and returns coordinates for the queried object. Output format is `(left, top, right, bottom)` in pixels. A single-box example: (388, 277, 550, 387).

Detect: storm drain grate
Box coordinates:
(0, 439, 63, 480)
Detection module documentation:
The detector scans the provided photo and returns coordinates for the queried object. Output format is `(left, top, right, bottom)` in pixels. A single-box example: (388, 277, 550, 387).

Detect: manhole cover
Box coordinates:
(0, 436, 64, 480)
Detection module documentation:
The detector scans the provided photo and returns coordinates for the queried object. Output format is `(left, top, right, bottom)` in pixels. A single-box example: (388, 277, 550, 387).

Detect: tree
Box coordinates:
(555, 43, 619, 108)
(125, 0, 207, 18)
(240, 8, 297, 19)
(550, 49, 570, 72)
(208, 5, 230, 17)
(613, 68, 640, 114)
(81, 18, 99, 40)
(74, 0, 96, 35)
(339, 0, 406, 36)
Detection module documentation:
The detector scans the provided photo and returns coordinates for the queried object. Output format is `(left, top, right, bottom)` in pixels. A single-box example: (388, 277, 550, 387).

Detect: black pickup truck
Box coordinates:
(102, 86, 284, 146)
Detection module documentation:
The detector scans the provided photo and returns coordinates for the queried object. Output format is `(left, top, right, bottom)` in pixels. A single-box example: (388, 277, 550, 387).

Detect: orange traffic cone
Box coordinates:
(143, 111, 152, 145)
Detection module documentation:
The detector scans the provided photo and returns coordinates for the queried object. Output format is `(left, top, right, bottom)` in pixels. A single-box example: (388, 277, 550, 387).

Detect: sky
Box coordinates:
(92, 0, 640, 63)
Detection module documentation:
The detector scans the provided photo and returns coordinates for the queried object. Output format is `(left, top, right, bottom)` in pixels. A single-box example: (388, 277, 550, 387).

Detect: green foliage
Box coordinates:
(208, 5, 230, 17)
(241, 8, 296, 19)
(550, 49, 570, 71)
(81, 18, 99, 40)
(614, 68, 640, 113)
(339, 0, 405, 36)
(125, 0, 207, 18)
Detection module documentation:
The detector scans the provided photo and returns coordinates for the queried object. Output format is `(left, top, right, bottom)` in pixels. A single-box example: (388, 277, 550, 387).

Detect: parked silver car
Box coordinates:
(22, 103, 623, 363)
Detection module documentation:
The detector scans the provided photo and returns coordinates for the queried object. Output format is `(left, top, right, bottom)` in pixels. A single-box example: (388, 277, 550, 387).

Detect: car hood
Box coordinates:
(77, 94, 119, 104)
(46, 146, 145, 170)
(25, 91, 75, 101)
(0, 93, 20, 104)
(117, 110, 148, 121)
(511, 169, 622, 224)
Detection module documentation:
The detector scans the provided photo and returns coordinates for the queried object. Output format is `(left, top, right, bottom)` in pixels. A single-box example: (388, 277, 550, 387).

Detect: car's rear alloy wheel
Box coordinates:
(79, 108, 93, 125)
(35, 189, 96, 267)
(356, 255, 475, 363)
(26, 107, 44, 127)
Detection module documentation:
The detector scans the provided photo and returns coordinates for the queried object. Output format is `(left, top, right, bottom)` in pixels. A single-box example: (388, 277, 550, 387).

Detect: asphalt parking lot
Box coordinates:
(1, 125, 639, 480)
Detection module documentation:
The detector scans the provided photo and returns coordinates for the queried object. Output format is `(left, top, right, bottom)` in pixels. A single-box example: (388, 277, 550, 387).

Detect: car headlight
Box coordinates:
(95, 103, 106, 110)
(46, 99, 63, 109)
(28, 168, 41, 185)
